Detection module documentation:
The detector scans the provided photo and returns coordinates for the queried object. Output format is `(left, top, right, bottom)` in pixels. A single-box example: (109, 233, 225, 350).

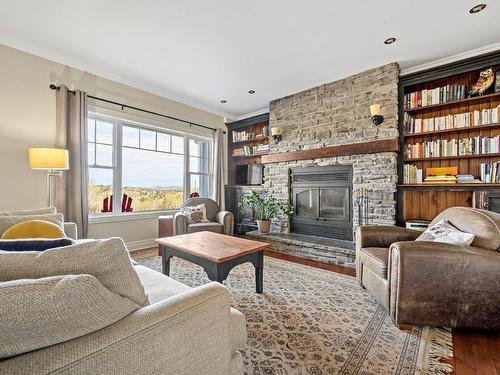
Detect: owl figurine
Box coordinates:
(469, 68, 494, 97)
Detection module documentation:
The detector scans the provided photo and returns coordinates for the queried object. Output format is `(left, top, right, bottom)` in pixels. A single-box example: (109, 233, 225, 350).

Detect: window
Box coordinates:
(87, 114, 212, 215)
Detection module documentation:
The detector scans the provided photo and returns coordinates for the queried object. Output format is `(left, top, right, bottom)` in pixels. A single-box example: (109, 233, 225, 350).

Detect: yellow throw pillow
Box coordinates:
(1, 220, 66, 239)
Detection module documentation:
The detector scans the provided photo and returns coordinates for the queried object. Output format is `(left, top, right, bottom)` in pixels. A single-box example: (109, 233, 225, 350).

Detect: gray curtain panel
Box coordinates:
(212, 128, 225, 209)
(55, 85, 89, 238)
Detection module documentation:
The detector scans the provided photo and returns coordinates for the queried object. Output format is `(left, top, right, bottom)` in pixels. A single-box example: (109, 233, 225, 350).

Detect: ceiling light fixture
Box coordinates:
(384, 37, 396, 45)
(469, 4, 486, 13)
(220, 100, 227, 104)
(248, 90, 255, 94)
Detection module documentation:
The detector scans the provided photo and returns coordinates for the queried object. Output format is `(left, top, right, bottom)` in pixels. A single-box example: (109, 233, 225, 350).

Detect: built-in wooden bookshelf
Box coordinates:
(397, 51, 500, 225)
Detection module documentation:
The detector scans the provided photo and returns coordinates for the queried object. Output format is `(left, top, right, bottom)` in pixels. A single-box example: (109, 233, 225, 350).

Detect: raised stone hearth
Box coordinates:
(246, 230, 356, 268)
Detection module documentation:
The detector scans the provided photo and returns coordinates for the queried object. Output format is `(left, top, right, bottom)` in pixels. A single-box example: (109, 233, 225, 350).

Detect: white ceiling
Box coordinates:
(1, 1, 499, 119)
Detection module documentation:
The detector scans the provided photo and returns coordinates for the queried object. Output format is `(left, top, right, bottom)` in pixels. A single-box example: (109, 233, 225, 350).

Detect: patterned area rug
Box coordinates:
(138, 256, 452, 375)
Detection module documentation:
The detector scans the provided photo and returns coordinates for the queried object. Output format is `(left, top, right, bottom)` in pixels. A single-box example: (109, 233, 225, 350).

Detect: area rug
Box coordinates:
(137, 255, 453, 375)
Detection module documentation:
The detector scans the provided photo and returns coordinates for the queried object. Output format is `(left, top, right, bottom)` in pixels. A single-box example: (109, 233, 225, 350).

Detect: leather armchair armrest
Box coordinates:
(216, 211, 234, 235)
(355, 225, 421, 250)
(388, 241, 500, 329)
(173, 212, 188, 236)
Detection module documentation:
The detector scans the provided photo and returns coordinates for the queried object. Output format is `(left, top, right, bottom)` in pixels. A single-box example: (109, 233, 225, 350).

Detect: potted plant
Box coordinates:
(240, 191, 293, 234)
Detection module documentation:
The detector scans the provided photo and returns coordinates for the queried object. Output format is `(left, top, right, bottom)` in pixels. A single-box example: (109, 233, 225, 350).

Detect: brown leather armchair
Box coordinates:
(356, 207, 500, 329)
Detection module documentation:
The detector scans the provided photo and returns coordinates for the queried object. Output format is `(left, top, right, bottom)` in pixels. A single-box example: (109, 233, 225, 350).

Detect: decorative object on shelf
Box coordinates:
(28, 148, 69, 206)
(495, 71, 500, 93)
(271, 127, 283, 143)
(355, 188, 369, 225)
(468, 68, 494, 97)
(240, 191, 292, 234)
(370, 104, 384, 126)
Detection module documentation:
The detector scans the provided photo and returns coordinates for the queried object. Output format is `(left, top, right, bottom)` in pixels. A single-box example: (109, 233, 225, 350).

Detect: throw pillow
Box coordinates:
(0, 213, 64, 237)
(0, 238, 73, 251)
(0, 237, 149, 306)
(1, 220, 66, 239)
(0, 207, 57, 216)
(0, 274, 139, 359)
(416, 219, 475, 246)
(182, 203, 209, 224)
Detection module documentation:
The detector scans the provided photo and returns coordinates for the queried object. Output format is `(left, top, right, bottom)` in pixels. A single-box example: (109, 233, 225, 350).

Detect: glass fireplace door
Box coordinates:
(319, 187, 350, 221)
(295, 188, 319, 219)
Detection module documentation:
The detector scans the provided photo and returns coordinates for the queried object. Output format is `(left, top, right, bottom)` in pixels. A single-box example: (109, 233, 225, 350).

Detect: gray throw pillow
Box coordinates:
(416, 219, 475, 246)
(0, 213, 64, 237)
(0, 274, 139, 359)
(0, 237, 149, 306)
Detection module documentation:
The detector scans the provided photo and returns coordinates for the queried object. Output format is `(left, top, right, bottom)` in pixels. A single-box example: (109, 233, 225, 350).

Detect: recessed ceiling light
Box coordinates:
(248, 90, 255, 94)
(469, 4, 486, 13)
(384, 37, 396, 45)
(220, 100, 227, 104)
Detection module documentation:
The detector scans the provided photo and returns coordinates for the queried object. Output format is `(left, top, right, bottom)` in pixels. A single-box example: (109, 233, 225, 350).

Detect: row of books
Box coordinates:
(404, 107, 500, 134)
(406, 135, 500, 159)
(403, 166, 483, 184)
(481, 162, 500, 183)
(232, 143, 270, 156)
(232, 126, 271, 142)
(402, 164, 423, 184)
(404, 84, 467, 110)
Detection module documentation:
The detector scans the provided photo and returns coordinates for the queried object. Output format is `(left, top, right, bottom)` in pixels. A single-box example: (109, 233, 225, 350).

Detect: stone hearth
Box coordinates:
(246, 230, 355, 268)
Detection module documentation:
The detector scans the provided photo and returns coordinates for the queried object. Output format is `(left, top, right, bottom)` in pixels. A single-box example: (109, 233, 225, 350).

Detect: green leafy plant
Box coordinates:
(240, 191, 293, 221)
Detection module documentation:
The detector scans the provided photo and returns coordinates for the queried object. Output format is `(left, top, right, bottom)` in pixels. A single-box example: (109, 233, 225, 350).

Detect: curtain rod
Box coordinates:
(49, 84, 225, 134)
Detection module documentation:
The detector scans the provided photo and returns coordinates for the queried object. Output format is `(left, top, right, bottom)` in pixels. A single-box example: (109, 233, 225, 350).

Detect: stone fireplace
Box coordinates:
(261, 63, 400, 251)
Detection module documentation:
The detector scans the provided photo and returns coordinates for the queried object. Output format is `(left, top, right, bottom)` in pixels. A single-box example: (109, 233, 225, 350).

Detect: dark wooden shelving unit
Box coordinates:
(397, 51, 500, 225)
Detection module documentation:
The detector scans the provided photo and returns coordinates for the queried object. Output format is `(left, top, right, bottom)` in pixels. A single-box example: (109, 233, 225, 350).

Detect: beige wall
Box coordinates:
(0, 44, 227, 246)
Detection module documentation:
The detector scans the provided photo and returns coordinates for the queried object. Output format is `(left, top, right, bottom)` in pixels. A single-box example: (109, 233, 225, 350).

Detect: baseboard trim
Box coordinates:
(126, 239, 157, 252)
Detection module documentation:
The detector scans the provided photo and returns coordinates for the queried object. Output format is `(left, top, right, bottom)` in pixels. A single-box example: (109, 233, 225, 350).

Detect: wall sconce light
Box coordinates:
(370, 104, 384, 126)
(271, 127, 283, 143)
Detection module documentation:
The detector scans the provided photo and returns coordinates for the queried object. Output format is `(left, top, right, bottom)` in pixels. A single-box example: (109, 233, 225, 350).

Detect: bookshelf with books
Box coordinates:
(397, 52, 500, 225)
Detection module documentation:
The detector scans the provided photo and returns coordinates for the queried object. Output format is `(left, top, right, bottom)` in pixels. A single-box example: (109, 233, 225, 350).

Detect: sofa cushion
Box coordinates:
(229, 308, 247, 352)
(0, 213, 64, 237)
(134, 264, 190, 303)
(188, 222, 223, 234)
(182, 203, 209, 224)
(0, 207, 56, 216)
(417, 219, 475, 246)
(0, 238, 149, 306)
(0, 274, 139, 359)
(359, 247, 389, 278)
(1, 220, 66, 239)
(0, 238, 74, 251)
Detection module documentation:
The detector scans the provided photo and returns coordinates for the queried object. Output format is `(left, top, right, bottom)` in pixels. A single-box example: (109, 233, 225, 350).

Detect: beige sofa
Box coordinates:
(1, 262, 247, 375)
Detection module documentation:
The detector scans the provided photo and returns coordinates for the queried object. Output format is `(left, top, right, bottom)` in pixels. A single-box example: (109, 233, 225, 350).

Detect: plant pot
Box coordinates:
(256, 220, 271, 234)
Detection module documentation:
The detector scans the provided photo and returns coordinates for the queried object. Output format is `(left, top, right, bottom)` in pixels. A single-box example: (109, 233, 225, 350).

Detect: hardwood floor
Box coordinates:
(132, 246, 499, 374)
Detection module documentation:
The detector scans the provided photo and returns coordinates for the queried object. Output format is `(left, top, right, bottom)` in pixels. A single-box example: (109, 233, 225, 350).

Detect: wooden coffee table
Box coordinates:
(155, 231, 270, 293)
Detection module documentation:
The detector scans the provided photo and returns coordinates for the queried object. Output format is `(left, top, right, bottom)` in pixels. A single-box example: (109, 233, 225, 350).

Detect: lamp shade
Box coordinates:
(370, 104, 381, 116)
(28, 148, 69, 170)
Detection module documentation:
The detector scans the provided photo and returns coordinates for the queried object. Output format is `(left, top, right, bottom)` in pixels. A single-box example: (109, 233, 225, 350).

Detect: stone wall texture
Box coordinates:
(266, 63, 400, 235)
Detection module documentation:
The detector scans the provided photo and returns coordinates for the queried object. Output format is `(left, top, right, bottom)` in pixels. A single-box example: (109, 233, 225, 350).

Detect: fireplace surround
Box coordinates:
(290, 165, 353, 240)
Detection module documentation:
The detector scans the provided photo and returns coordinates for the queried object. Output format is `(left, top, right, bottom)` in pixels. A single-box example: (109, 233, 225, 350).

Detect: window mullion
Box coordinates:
(112, 121, 123, 213)
(184, 136, 189, 200)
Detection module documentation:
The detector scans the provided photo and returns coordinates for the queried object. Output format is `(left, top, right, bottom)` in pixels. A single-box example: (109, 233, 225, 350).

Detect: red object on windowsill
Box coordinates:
(189, 192, 200, 198)
(101, 194, 133, 213)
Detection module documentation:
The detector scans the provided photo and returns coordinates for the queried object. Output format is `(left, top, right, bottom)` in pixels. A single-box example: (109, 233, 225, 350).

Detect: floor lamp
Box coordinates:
(28, 148, 69, 207)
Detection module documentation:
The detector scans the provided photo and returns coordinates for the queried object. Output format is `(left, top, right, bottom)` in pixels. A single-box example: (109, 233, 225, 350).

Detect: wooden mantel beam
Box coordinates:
(261, 138, 399, 164)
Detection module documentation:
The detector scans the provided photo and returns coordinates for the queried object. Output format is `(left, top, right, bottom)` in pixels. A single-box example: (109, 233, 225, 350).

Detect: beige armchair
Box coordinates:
(173, 197, 234, 236)
(356, 207, 500, 329)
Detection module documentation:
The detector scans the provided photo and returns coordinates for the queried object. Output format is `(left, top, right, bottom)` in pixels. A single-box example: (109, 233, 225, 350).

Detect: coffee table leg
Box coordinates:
(161, 246, 173, 276)
(255, 251, 264, 294)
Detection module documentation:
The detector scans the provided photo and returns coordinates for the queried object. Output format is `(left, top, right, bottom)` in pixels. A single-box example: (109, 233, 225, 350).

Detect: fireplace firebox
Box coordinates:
(290, 166, 353, 240)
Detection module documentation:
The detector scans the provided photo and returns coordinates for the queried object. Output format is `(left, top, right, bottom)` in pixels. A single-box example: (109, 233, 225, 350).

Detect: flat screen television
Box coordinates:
(236, 164, 263, 185)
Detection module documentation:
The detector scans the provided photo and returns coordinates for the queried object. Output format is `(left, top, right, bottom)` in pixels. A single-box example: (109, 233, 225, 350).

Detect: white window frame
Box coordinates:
(87, 112, 213, 222)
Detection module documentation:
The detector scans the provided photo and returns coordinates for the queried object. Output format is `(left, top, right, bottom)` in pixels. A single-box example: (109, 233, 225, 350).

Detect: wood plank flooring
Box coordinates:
(131, 246, 499, 374)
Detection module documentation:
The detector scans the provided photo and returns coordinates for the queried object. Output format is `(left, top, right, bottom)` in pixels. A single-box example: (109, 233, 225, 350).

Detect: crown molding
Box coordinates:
(228, 107, 270, 122)
(400, 42, 500, 76)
